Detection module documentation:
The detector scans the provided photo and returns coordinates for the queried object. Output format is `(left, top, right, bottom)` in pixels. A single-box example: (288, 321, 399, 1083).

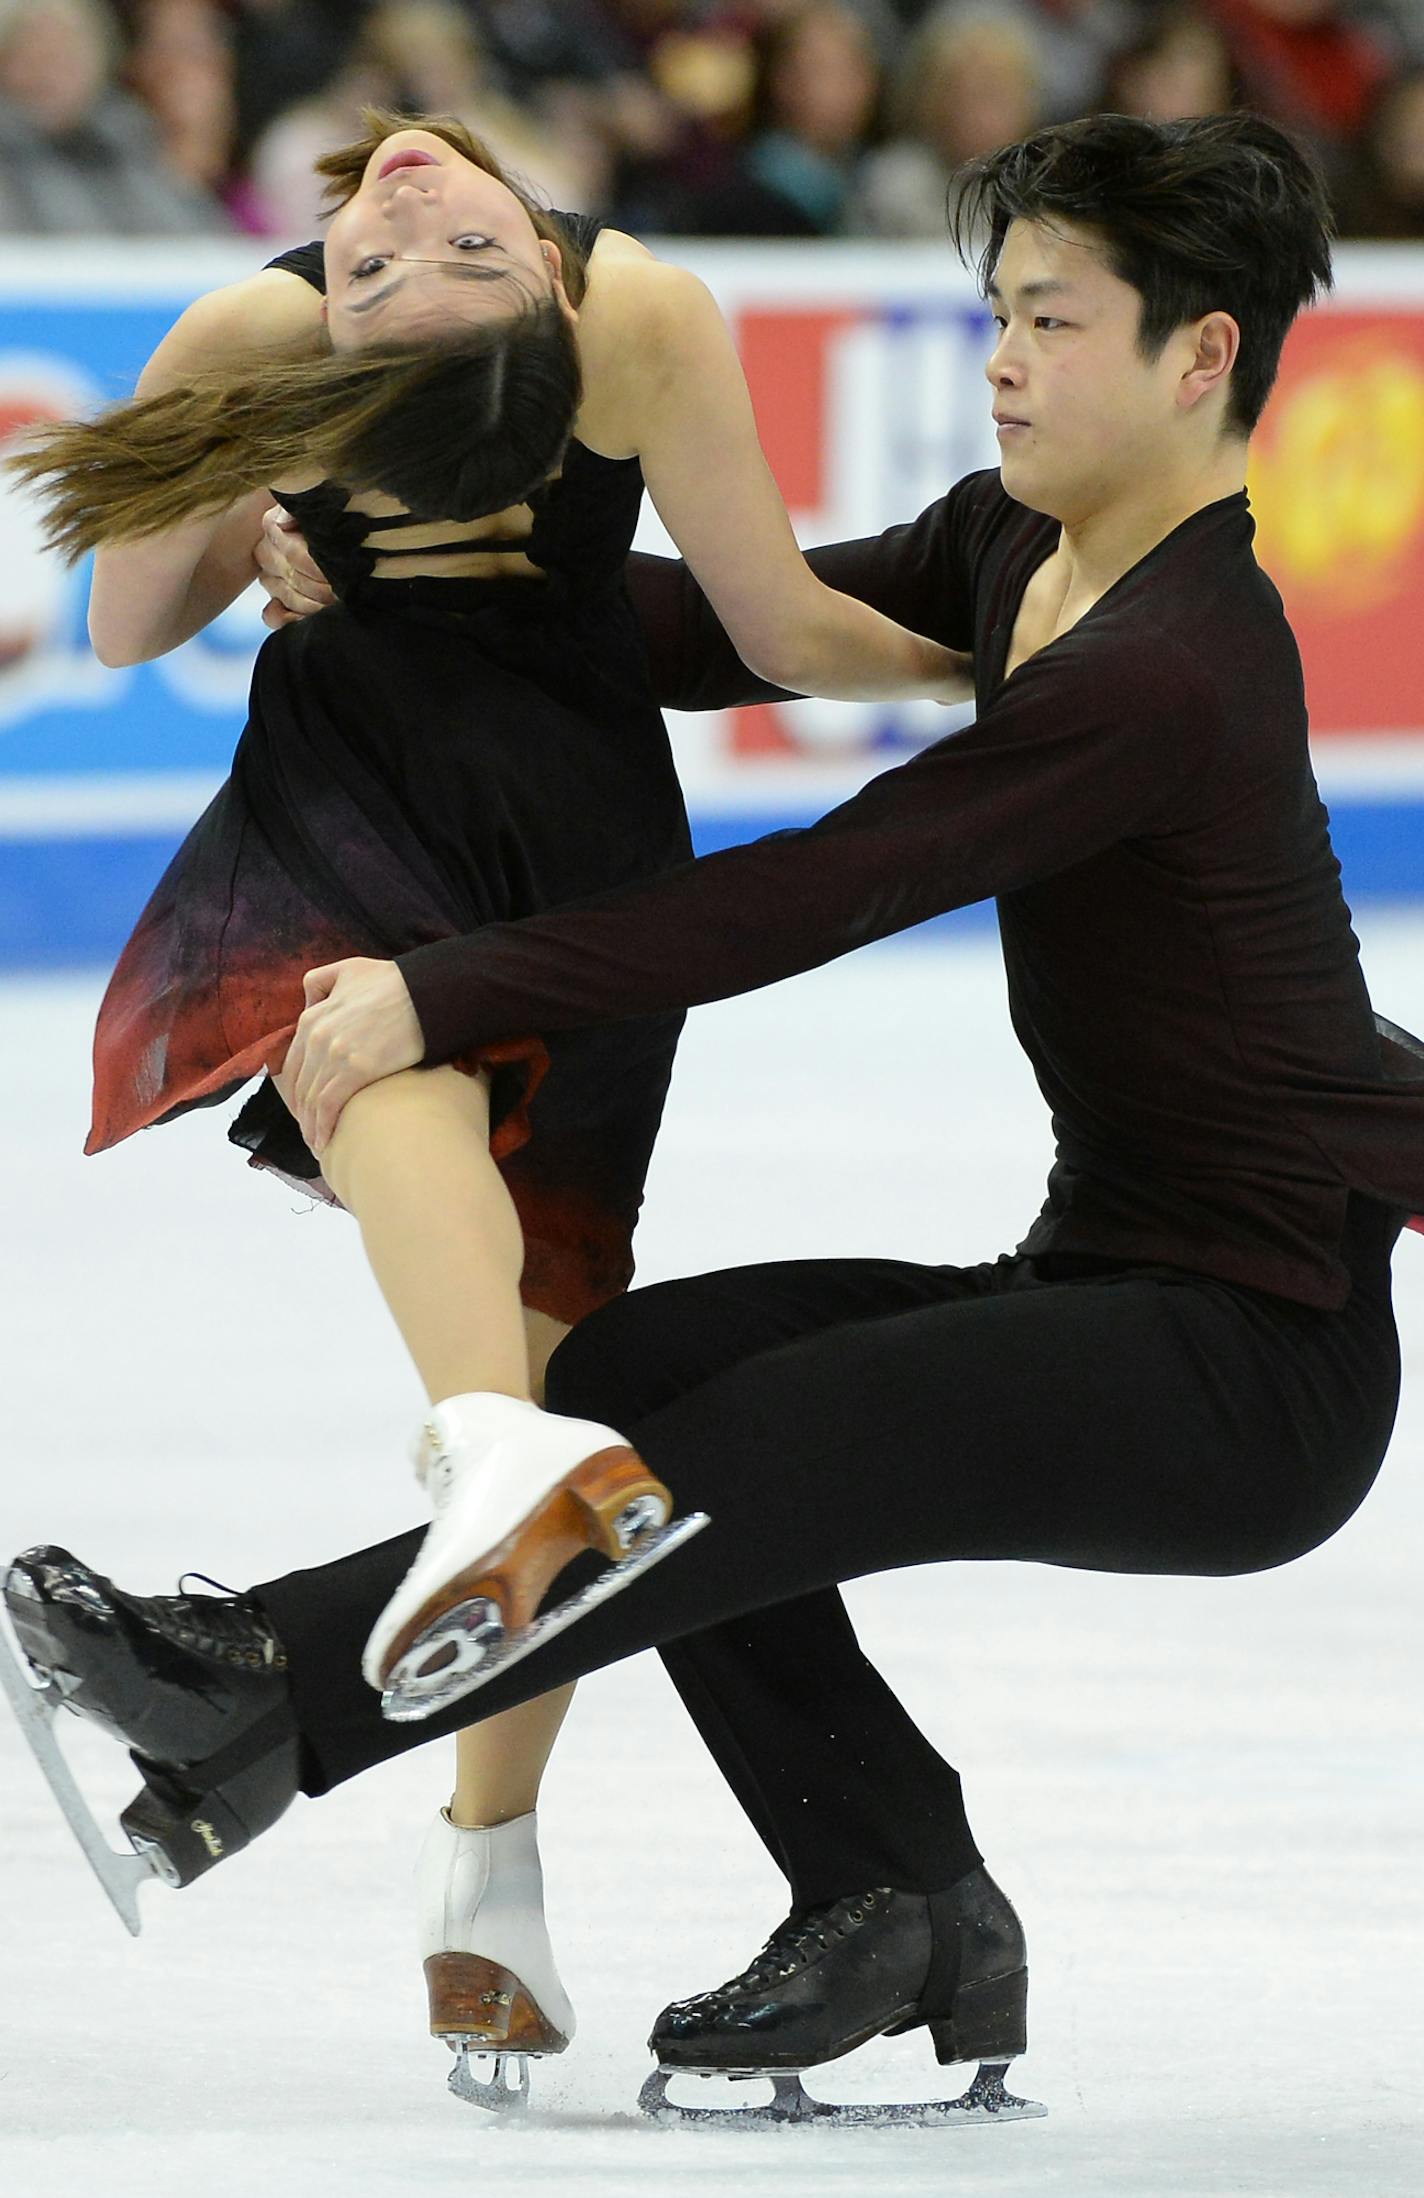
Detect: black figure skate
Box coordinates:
(638, 1869, 1046, 2130)
(1, 1545, 299, 1933)
(3, 1547, 578, 2115)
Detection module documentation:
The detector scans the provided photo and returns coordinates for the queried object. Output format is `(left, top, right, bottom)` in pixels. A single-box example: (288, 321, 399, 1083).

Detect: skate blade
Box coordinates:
(0, 1606, 162, 1937)
(447, 2039, 532, 2114)
(381, 1511, 711, 1723)
(638, 2059, 1048, 2129)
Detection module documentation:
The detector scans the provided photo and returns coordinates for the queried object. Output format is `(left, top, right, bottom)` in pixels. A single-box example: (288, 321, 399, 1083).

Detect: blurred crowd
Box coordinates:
(1, 0, 1422, 242)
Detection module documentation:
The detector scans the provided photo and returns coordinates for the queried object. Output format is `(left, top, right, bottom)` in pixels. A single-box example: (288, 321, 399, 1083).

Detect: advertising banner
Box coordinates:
(0, 238, 1419, 966)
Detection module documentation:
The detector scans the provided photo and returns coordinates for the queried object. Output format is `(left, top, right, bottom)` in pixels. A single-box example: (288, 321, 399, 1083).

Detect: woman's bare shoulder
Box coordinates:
(589, 246, 724, 362)
(140, 268, 324, 390)
(584, 224, 657, 267)
(580, 243, 729, 454)
(583, 235, 705, 316)
(575, 245, 719, 456)
(185, 268, 325, 347)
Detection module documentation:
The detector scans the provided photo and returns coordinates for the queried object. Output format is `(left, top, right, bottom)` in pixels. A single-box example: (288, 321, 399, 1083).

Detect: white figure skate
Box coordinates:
(366, 1393, 709, 1721)
(419, 1806, 575, 2113)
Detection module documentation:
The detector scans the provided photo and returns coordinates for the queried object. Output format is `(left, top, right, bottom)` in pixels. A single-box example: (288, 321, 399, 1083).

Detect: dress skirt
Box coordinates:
(87, 583, 690, 1326)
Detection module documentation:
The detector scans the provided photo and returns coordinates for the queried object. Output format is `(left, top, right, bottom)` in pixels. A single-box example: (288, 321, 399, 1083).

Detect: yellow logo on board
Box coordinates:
(1249, 343, 1424, 613)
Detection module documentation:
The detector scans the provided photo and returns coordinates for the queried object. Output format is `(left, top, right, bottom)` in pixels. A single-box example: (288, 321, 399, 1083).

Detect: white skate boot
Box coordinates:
(365, 1393, 707, 1720)
(419, 1806, 575, 2113)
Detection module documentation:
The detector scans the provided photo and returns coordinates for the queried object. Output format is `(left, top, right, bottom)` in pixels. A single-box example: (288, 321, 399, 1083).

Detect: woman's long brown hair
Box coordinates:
(7, 110, 589, 561)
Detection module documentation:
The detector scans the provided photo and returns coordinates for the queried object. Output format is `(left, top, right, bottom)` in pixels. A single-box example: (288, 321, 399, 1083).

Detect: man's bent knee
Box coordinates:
(546, 1276, 735, 1428)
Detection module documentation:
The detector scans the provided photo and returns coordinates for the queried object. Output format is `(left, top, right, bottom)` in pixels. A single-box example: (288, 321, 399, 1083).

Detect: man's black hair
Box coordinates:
(951, 112, 1336, 436)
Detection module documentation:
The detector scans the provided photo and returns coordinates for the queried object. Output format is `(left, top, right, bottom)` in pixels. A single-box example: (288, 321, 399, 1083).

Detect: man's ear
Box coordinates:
(1179, 310, 1239, 415)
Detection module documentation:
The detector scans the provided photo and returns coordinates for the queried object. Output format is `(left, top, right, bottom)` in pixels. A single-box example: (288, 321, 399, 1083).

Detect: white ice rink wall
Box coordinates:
(0, 237, 1421, 968)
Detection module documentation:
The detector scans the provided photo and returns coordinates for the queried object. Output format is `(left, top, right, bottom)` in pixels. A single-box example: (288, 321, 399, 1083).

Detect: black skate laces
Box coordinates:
(721, 1888, 894, 1994)
(129, 1577, 289, 1673)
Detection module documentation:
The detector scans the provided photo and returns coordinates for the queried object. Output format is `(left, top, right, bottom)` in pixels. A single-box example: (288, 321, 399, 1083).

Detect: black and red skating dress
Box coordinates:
(87, 221, 691, 1325)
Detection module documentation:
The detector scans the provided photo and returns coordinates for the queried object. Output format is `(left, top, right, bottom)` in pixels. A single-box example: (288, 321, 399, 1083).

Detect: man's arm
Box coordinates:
(626, 490, 971, 715)
(396, 628, 1220, 1066)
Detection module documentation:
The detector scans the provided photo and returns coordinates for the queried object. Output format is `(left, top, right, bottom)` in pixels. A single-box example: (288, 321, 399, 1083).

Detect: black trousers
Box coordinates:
(254, 1198, 1402, 1913)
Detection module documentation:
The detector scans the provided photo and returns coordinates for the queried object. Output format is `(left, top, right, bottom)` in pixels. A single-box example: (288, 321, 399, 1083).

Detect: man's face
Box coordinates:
(984, 216, 1198, 523)
(322, 129, 553, 351)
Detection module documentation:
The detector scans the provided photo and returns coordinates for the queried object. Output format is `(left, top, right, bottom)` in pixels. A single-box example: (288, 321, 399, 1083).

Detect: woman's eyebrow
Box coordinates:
(345, 259, 512, 316)
(348, 276, 407, 316)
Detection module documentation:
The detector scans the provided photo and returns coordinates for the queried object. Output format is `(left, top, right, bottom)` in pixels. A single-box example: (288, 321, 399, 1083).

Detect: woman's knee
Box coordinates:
(333, 1064, 489, 1139)
(320, 1065, 491, 1192)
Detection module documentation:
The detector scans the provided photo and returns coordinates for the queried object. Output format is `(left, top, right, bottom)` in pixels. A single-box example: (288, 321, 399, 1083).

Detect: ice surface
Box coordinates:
(1, 921, 1421, 2198)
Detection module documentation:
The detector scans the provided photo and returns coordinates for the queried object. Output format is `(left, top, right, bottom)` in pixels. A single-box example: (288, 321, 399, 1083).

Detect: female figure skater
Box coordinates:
(12, 113, 965, 2090)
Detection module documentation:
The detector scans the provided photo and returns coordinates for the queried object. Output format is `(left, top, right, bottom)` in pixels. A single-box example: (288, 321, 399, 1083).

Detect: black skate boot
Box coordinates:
(3, 1545, 301, 1907)
(638, 1868, 1046, 2128)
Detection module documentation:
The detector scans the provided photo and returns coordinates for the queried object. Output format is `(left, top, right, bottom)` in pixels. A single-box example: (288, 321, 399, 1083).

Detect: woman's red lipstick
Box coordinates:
(378, 149, 438, 179)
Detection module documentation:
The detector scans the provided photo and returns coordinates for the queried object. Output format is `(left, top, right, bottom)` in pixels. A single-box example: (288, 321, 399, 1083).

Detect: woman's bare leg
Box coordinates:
(450, 1682, 577, 1826)
(313, 1063, 528, 1403)
(450, 1311, 575, 1828)
(278, 1063, 585, 1827)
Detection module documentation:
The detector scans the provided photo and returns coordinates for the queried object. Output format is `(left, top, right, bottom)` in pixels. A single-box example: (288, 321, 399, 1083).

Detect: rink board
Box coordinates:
(1, 239, 1422, 966)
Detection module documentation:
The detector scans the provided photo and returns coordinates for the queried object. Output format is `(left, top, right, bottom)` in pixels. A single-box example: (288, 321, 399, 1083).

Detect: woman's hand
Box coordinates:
(281, 957, 425, 1154)
(255, 504, 336, 629)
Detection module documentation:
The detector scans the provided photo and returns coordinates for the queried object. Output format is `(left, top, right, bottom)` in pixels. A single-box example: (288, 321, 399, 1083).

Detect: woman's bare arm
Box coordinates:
(583, 260, 967, 702)
(87, 271, 327, 667)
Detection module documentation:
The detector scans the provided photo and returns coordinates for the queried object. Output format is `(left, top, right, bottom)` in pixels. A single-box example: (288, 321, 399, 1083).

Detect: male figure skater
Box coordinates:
(11, 112, 1424, 2110)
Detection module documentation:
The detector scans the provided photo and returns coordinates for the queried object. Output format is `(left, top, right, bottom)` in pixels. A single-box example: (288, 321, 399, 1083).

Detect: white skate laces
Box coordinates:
(410, 1393, 534, 1507)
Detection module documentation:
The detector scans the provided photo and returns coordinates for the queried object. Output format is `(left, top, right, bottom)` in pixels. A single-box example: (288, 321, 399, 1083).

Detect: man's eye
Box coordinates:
(1036, 317, 1064, 331)
(451, 234, 493, 250)
(352, 256, 388, 281)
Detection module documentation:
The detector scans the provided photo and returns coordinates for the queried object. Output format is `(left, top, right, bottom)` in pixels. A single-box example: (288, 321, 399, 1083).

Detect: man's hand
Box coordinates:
(282, 957, 425, 1154)
(255, 504, 337, 630)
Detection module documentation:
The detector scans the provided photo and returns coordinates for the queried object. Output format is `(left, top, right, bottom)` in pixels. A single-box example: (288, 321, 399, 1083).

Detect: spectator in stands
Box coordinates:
(229, 0, 355, 162)
(0, 0, 233, 233)
(473, 0, 650, 100)
(248, 0, 603, 235)
(691, 1, 885, 235)
(473, 0, 669, 224)
(125, 0, 265, 232)
(1341, 64, 1424, 237)
(1202, 0, 1395, 167)
(612, 0, 886, 236)
(1105, 3, 1241, 120)
(851, 6, 1045, 237)
(362, 0, 605, 209)
(927, 0, 1138, 125)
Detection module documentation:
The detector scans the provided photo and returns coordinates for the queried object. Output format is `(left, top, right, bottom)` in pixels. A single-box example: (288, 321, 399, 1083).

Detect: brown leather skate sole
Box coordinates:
(378, 1446, 671, 1686)
(425, 1952, 570, 2053)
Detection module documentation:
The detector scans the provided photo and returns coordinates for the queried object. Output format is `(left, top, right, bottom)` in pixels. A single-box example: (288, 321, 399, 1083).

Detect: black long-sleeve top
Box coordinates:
(396, 470, 1424, 1309)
